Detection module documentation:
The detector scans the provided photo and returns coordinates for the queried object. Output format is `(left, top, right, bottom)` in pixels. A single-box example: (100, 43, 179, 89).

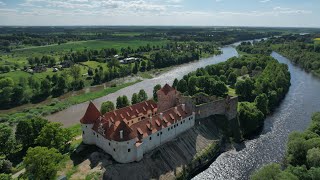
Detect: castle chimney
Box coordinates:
(160, 113, 163, 120)
(109, 120, 112, 128)
(182, 104, 186, 111)
(120, 130, 123, 139)
(174, 106, 178, 114)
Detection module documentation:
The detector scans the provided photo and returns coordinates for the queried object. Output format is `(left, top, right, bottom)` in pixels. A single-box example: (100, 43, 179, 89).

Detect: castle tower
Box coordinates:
(80, 101, 101, 144)
(157, 84, 177, 112)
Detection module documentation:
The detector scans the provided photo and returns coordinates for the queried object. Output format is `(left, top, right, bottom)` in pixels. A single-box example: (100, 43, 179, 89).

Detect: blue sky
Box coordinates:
(0, 0, 319, 27)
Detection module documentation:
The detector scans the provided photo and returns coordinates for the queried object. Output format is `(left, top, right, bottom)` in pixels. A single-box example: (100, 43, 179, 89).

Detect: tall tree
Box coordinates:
(100, 101, 115, 114)
(254, 93, 269, 116)
(153, 84, 161, 102)
(24, 147, 63, 180)
(35, 122, 71, 152)
(131, 93, 139, 104)
(138, 89, 148, 102)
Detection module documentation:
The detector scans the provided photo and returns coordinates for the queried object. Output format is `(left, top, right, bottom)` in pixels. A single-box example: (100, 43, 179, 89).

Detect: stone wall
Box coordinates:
(177, 94, 238, 121)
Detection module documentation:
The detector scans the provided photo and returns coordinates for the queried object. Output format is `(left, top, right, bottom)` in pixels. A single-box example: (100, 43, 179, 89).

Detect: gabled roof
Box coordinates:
(159, 83, 175, 95)
(112, 120, 135, 142)
(80, 101, 101, 124)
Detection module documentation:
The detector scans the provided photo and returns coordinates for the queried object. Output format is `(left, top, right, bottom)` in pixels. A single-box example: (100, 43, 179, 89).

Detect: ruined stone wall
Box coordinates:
(177, 94, 238, 121)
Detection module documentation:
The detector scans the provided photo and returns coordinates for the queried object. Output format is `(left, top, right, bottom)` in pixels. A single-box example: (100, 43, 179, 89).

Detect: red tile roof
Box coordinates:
(159, 83, 175, 95)
(90, 102, 192, 142)
(80, 101, 101, 124)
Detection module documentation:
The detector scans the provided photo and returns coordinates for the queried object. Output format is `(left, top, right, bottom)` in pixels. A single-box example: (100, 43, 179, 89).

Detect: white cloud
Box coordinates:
(0, 1, 6, 6)
(260, 0, 271, 3)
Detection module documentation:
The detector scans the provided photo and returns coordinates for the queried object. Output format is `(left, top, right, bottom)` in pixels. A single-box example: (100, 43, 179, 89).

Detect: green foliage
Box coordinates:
(100, 101, 115, 114)
(116, 95, 130, 109)
(235, 78, 255, 101)
(138, 89, 148, 102)
(0, 124, 17, 157)
(238, 102, 264, 137)
(177, 79, 188, 93)
(251, 163, 298, 180)
(23, 147, 63, 180)
(0, 173, 12, 180)
(35, 122, 72, 152)
(227, 72, 237, 85)
(0, 159, 12, 174)
(15, 117, 48, 149)
(306, 148, 320, 168)
(254, 93, 269, 115)
(153, 84, 161, 102)
(131, 93, 139, 104)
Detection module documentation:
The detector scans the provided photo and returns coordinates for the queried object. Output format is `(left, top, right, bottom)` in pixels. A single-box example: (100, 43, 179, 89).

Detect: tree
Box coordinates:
(35, 122, 71, 152)
(235, 78, 255, 101)
(131, 93, 139, 104)
(40, 78, 51, 97)
(107, 58, 120, 69)
(188, 76, 198, 96)
(69, 65, 81, 81)
(15, 117, 48, 149)
(251, 163, 298, 180)
(0, 124, 16, 157)
(153, 84, 161, 102)
(100, 101, 115, 114)
(0, 159, 12, 174)
(138, 89, 148, 102)
(116, 96, 130, 109)
(172, 78, 179, 88)
(227, 72, 237, 85)
(24, 147, 63, 180)
(177, 79, 188, 93)
(238, 102, 264, 137)
(254, 93, 269, 116)
(0, 78, 14, 105)
(307, 148, 320, 168)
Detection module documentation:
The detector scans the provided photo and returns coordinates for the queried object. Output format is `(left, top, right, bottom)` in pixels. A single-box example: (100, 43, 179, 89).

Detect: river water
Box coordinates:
(194, 52, 320, 179)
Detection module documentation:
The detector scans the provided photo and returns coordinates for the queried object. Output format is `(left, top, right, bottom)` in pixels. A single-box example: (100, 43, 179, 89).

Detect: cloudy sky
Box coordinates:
(0, 0, 319, 27)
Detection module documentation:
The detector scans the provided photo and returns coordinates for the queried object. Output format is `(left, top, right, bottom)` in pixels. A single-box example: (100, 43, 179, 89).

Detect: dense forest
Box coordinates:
(173, 52, 290, 138)
(251, 34, 320, 77)
(251, 112, 320, 180)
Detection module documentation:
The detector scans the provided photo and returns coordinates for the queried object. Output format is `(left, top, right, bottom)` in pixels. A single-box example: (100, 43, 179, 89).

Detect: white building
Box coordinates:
(80, 84, 195, 163)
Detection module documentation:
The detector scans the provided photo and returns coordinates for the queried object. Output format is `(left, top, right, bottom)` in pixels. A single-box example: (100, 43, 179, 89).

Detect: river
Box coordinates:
(46, 46, 238, 126)
(194, 52, 320, 179)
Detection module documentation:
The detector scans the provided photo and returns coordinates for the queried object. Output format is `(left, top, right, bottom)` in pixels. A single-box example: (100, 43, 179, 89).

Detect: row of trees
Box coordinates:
(251, 112, 320, 180)
(0, 65, 84, 108)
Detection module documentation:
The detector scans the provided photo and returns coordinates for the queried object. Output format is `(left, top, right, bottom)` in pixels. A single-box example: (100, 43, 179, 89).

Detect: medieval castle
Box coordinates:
(80, 84, 238, 163)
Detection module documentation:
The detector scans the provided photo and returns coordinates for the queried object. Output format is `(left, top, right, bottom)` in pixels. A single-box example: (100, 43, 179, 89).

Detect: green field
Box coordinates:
(10, 39, 167, 58)
(315, 38, 320, 44)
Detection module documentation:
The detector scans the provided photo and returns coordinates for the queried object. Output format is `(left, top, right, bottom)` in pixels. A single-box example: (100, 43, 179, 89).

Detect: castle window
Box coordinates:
(177, 124, 179, 127)
(174, 125, 176, 128)
(157, 133, 159, 136)
(83, 131, 85, 134)
(149, 137, 152, 140)
(97, 135, 98, 138)
(86, 125, 87, 128)
(168, 128, 170, 131)
(160, 132, 162, 135)
(93, 132, 95, 135)
(171, 127, 173, 129)
(114, 148, 116, 152)
(109, 142, 111, 146)
(181, 122, 182, 125)
(128, 149, 131, 152)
